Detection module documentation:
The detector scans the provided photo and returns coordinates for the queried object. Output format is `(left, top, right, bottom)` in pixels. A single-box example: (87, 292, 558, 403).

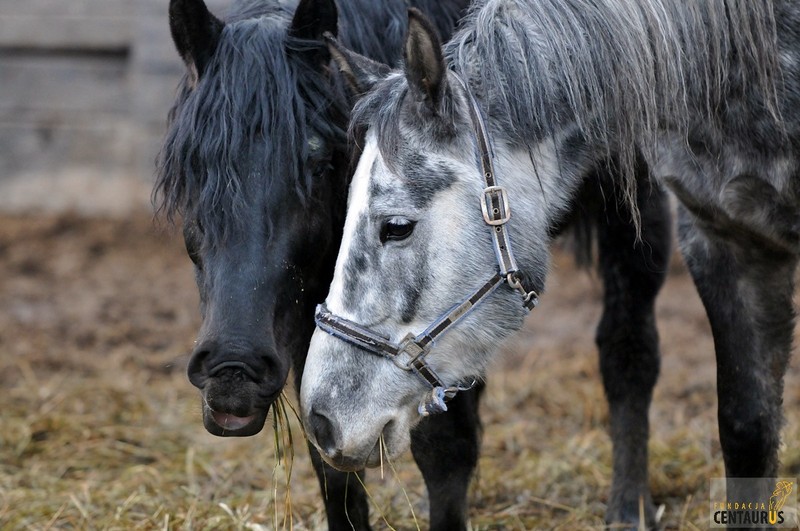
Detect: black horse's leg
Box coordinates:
(306, 441, 372, 530)
(293, 356, 371, 530)
(301, 375, 483, 531)
(410, 383, 484, 531)
(677, 205, 796, 502)
(593, 163, 671, 528)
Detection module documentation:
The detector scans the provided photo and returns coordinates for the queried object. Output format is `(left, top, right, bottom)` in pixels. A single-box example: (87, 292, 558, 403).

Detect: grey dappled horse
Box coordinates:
(300, 0, 800, 527)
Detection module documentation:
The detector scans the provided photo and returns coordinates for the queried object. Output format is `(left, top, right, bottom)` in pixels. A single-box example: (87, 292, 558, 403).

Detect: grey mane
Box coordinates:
(454, 0, 784, 220)
(354, 0, 783, 227)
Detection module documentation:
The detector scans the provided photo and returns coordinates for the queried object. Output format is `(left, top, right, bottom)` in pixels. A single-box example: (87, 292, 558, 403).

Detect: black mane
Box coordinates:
(154, 0, 467, 244)
(155, 2, 345, 243)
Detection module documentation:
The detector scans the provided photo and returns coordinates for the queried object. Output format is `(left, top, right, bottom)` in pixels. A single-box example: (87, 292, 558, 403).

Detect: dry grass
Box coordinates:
(1, 213, 799, 530)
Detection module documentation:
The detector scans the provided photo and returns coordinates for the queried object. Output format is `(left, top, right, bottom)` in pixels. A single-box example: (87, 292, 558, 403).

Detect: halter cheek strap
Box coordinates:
(461, 75, 539, 310)
(315, 73, 539, 417)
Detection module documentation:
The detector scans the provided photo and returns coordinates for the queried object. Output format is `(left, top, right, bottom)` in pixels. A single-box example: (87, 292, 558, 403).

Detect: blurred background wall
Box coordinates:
(0, 0, 228, 215)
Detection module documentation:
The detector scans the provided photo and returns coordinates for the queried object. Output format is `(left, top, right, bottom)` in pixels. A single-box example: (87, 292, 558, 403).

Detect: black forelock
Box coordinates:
(155, 0, 475, 245)
(155, 5, 347, 245)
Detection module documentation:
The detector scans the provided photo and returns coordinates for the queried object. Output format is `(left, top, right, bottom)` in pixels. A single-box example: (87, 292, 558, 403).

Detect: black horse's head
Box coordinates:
(155, 0, 348, 436)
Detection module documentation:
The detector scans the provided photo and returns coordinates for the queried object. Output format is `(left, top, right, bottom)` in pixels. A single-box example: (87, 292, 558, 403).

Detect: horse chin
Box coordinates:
(201, 402, 269, 437)
(363, 428, 411, 469)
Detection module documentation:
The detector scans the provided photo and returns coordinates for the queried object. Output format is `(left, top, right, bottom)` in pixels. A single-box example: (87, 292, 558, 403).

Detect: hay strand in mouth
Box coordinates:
(270, 393, 297, 529)
(344, 473, 354, 529)
(379, 433, 385, 480)
(280, 394, 307, 440)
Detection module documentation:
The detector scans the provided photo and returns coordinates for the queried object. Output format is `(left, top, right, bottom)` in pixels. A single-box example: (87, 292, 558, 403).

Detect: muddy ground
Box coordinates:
(1, 211, 799, 530)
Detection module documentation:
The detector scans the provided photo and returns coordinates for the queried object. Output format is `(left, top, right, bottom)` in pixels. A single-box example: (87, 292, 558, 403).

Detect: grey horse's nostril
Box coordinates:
(308, 407, 340, 456)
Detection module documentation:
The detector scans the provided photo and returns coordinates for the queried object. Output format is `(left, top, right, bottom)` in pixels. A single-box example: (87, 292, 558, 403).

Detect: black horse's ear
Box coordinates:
(325, 33, 390, 96)
(289, 0, 338, 67)
(404, 8, 447, 112)
(169, 0, 224, 80)
(290, 0, 338, 41)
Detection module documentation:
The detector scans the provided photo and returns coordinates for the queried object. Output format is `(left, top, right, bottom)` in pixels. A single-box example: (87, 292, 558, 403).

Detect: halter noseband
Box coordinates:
(315, 74, 539, 417)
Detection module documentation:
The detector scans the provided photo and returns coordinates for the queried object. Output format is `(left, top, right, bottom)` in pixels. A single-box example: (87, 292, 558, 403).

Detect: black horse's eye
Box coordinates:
(380, 217, 416, 244)
(183, 222, 203, 268)
(307, 134, 324, 155)
(306, 135, 332, 176)
(187, 242, 202, 267)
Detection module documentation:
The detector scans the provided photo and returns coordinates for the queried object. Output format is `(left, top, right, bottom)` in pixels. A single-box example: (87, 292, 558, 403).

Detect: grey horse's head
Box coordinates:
(301, 11, 547, 470)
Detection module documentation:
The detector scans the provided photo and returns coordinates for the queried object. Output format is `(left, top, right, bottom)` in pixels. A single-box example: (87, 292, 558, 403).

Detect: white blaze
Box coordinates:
(326, 133, 380, 317)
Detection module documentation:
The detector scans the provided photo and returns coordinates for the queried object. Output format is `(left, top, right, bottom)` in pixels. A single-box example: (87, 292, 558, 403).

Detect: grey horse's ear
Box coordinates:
(325, 33, 391, 96)
(169, 0, 224, 80)
(404, 8, 446, 112)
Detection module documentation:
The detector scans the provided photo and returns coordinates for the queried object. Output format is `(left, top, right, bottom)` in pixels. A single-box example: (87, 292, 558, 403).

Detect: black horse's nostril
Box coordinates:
(187, 349, 211, 388)
(187, 339, 278, 388)
(308, 408, 341, 456)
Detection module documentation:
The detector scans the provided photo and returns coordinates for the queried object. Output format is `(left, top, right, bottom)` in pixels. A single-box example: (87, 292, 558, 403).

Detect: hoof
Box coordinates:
(606, 495, 660, 530)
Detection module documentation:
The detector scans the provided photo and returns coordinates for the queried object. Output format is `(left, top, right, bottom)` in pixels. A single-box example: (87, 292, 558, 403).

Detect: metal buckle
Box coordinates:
(480, 185, 511, 225)
(507, 272, 539, 309)
(393, 333, 426, 371)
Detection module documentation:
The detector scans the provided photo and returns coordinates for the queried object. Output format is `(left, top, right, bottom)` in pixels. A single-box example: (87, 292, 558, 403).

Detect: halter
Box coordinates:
(315, 74, 539, 417)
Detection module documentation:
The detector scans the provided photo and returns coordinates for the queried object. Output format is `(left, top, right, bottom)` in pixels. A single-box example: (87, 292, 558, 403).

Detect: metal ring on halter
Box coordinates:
(507, 272, 539, 308)
(481, 185, 511, 225)
(419, 379, 480, 417)
(393, 334, 426, 371)
(506, 272, 523, 291)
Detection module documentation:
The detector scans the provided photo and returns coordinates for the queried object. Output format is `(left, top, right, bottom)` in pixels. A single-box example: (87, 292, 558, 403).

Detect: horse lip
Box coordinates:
(323, 452, 368, 473)
(210, 410, 257, 431)
(202, 404, 268, 437)
(317, 439, 381, 473)
(259, 387, 283, 406)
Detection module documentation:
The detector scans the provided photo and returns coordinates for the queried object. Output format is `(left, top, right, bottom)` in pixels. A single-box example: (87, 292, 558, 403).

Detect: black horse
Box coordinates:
(155, 0, 483, 528)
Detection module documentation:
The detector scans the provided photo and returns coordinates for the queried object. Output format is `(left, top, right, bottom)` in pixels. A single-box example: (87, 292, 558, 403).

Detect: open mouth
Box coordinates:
(202, 404, 268, 437)
(210, 410, 257, 431)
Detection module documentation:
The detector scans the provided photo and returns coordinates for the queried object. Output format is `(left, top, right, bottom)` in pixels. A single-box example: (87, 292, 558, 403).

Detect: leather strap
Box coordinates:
(456, 75, 538, 310)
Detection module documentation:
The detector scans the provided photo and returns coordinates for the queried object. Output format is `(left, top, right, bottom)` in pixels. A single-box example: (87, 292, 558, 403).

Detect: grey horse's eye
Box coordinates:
(380, 217, 416, 244)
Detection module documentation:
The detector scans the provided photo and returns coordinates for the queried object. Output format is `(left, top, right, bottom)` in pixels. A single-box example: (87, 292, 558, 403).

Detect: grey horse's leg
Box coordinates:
(411, 383, 484, 531)
(677, 204, 797, 506)
(593, 163, 671, 528)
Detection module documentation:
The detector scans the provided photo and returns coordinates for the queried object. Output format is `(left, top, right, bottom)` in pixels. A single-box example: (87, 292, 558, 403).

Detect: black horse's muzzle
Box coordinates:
(188, 344, 286, 436)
